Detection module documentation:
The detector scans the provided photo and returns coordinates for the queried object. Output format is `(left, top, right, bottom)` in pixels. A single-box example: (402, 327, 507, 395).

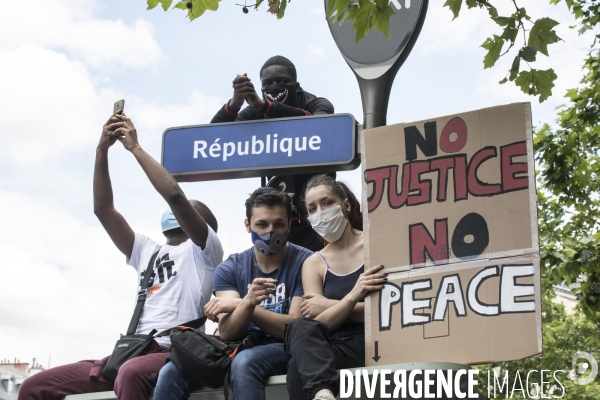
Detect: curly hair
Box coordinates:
(245, 187, 292, 222)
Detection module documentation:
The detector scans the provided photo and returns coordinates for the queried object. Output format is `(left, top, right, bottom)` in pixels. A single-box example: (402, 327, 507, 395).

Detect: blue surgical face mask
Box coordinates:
(251, 230, 288, 258)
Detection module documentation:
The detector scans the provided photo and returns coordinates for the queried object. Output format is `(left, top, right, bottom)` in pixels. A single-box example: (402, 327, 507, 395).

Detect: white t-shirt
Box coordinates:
(126, 226, 223, 347)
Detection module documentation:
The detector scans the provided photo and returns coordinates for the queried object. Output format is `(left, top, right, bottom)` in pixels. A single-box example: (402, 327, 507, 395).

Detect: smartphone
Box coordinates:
(113, 99, 125, 114)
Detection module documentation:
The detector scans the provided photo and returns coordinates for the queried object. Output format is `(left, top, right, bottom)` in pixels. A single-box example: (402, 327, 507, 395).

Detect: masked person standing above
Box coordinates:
(211, 56, 335, 252)
(211, 55, 334, 122)
(284, 174, 387, 400)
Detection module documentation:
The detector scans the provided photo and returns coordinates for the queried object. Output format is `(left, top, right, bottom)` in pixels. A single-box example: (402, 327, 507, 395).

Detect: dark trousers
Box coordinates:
(285, 318, 364, 400)
(18, 341, 168, 400)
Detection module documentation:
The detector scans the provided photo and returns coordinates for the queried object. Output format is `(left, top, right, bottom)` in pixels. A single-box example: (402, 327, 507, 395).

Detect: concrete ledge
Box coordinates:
(64, 362, 467, 400)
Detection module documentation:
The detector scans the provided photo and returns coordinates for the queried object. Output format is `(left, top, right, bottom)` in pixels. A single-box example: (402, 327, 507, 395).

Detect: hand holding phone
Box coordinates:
(113, 99, 125, 114)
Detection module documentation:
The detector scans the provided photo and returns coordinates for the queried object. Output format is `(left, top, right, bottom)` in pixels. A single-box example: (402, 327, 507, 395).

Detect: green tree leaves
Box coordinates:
(149, 0, 396, 44)
(147, 0, 175, 11)
(529, 17, 561, 56)
(519, 46, 537, 62)
(453, 1, 562, 103)
(175, 0, 220, 21)
(535, 47, 600, 333)
(327, 0, 350, 21)
(443, 0, 463, 20)
(277, 0, 287, 19)
(370, 2, 395, 40)
(482, 35, 504, 68)
(326, 0, 395, 43)
(147, 0, 220, 21)
(515, 69, 557, 102)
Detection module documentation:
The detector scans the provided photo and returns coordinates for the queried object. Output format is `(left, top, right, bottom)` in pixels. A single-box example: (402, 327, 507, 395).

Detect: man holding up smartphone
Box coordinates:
(18, 108, 224, 400)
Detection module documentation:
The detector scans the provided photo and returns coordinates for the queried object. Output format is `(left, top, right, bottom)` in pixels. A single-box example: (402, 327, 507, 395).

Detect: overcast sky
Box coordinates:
(0, 0, 596, 368)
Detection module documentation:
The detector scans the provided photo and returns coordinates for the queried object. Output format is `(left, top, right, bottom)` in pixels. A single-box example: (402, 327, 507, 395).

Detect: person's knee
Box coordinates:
(289, 317, 320, 329)
(230, 350, 255, 375)
(288, 317, 327, 339)
(155, 361, 181, 387)
(114, 359, 145, 390)
(231, 347, 275, 381)
(18, 374, 42, 399)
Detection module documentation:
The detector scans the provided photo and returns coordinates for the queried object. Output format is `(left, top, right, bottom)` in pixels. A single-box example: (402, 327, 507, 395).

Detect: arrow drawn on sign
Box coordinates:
(372, 341, 381, 362)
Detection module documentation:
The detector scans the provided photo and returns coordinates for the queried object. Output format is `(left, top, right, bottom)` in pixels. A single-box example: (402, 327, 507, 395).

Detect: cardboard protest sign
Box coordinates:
(362, 103, 542, 366)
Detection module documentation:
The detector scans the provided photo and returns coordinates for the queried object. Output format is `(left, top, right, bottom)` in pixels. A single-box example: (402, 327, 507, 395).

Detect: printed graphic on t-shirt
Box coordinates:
(139, 253, 178, 295)
(246, 282, 289, 313)
(247, 282, 290, 333)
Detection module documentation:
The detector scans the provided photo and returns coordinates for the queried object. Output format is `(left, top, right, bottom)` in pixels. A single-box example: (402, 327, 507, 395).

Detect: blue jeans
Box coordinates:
(230, 342, 288, 400)
(152, 342, 287, 400)
(152, 361, 202, 400)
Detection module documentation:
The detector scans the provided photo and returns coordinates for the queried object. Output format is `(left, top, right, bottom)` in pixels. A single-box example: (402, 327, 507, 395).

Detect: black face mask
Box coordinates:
(262, 83, 297, 107)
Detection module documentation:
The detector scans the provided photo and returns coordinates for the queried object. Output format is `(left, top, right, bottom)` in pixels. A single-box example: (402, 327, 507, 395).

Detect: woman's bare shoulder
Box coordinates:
(304, 252, 323, 268)
(303, 252, 326, 274)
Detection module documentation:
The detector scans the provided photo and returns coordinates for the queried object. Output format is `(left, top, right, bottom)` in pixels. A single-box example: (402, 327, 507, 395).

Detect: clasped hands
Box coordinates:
(228, 73, 265, 113)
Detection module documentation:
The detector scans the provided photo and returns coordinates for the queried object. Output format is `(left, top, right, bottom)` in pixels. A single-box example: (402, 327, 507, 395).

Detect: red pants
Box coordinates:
(18, 341, 168, 400)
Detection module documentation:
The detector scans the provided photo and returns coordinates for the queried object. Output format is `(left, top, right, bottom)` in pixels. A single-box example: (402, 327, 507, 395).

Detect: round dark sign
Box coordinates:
(327, 0, 426, 65)
(325, 0, 428, 128)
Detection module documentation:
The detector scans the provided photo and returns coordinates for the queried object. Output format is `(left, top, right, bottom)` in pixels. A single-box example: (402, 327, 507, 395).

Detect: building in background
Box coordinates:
(0, 358, 45, 400)
(553, 283, 579, 314)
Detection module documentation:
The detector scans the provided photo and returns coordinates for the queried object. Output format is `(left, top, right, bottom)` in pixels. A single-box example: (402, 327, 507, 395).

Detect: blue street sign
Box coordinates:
(161, 114, 359, 182)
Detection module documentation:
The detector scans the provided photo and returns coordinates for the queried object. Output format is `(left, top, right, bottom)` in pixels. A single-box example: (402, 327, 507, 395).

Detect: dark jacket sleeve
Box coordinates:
(211, 96, 334, 123)
(211, 103, 264, 123)
(306, 97, 334, 115)
(262, 101, 312, 118)
(262, 97, 334, 118)
(210, 103, 239, 123)
(236, 106, 262, 121)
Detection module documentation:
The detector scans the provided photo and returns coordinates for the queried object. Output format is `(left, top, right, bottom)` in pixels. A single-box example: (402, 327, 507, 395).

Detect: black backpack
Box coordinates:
(167, 328, 276, 399)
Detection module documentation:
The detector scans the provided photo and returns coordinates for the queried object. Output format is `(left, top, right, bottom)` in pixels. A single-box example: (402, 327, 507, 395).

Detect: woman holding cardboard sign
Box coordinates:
(284, 174, 387, 400)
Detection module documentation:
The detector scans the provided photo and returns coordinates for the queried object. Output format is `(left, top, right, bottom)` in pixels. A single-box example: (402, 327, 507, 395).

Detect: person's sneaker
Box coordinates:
(313, 392, 336, 400)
